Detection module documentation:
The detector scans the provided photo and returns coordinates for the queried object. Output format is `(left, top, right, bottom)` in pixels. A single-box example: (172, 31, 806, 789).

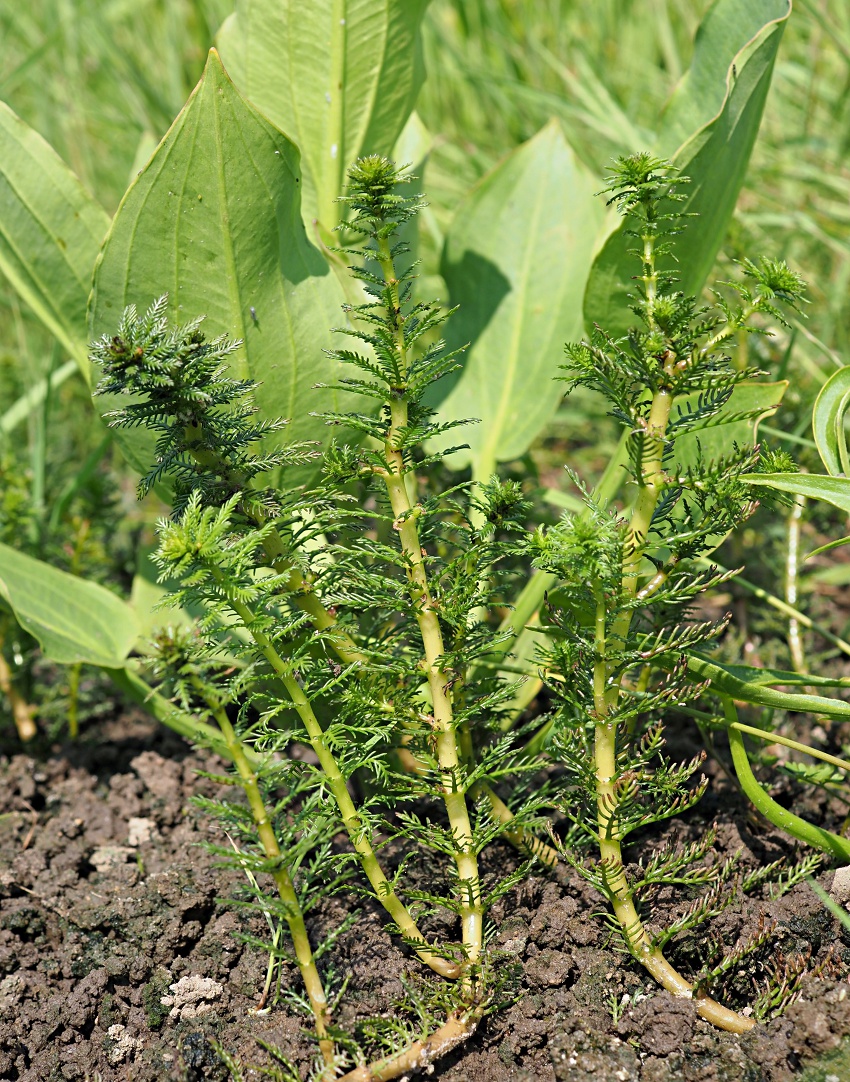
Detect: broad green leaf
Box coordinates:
(708, 662, 850, 689)
(688, 654, 850, 720)
(89, 51, 349, 486)
(744, 472, 850, 516)
(0, 542, 138, 667)
(584, 0, 791, 338)
(659, 0, 791, 156)
(813, 365, 850, 476)
(673, 380, 787, 469)
(217, 0, 430, 231)
(432, 120, 603, 475)
(130, 547, 194, 648)
(0, 100, 110, 381)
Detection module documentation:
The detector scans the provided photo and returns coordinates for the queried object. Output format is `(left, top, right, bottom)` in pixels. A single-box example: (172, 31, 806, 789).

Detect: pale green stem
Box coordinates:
(195, 680, 334, 1069)
(699, 558, 850, 659)
(785, 493, 807, 675)
(374, 234, 483, 971)
(589, 225, 753, 1033)
(699, 303, 757, 358)
(187, 422, 538, 877)
(220, 585, 461, 980)
(730, 719, 850, 774)
(108, 665, 262, 765)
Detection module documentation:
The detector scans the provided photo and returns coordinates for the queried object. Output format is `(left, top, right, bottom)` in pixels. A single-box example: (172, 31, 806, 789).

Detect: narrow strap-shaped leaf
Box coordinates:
(689, 654, 850, 719)
(813, 366, 850, 476)
(744, 472, 850, 517)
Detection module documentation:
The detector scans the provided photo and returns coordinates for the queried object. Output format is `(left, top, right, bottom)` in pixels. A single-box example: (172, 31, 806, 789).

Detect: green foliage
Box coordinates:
(0, 540, 138, 667)
(812, 365, 850, 477)
(584, 0, 792, 338)
(89, 50, 349, 489)
(534, 153, 808, 1029)
(0, 100, 109, 380)
(93, 163, 545, 1074)
(4, 0, 850, 1074)
(217, 0, 430, 232)
(428, 119, 602, 477)
(91, 297, 311, 512)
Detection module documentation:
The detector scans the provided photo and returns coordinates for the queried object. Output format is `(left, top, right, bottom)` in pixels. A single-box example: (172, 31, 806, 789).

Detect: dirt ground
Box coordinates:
(2, 706, 850, 1082)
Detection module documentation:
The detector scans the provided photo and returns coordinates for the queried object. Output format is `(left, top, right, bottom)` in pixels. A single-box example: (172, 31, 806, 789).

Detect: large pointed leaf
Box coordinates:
(89, 50, 348, 484)
(0, 100, 110, 381)
(0, 543, 138, 667)
(431, 120, 603, 475)
(659, 0, 791, 156)
(217, 0, 430, 232)
(584, 0, 791, 338)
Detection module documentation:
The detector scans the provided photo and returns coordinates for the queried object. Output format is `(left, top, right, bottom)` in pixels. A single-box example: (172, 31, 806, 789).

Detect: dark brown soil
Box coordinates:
(2, 708, 850, 1082)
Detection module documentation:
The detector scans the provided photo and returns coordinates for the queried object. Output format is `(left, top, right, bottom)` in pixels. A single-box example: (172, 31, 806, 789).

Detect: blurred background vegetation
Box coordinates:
(2, 0, 850, 725)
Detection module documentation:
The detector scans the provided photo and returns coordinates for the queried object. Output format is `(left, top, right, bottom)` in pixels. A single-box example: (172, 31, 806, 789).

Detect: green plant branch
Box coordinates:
(578, 173, 755, 1034)
(218, 582, 461, 981)
(724, 698, 850, 863)
(374, 231, 483, 974)
(193, 677, 334, 1068)
(698, 558, 850, 659)
(680, 704, 850, 775)
(188, 399, 547, 880)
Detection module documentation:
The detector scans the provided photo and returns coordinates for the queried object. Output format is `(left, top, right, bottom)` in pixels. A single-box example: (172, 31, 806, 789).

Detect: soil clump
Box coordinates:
(1, 709, 849, 1081)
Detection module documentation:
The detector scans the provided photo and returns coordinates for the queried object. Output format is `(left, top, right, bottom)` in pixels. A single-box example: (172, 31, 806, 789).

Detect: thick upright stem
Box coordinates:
(590, 223, 753, 1034)
(374, 235, 483, 970)
(592, 585, 753, 1032)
